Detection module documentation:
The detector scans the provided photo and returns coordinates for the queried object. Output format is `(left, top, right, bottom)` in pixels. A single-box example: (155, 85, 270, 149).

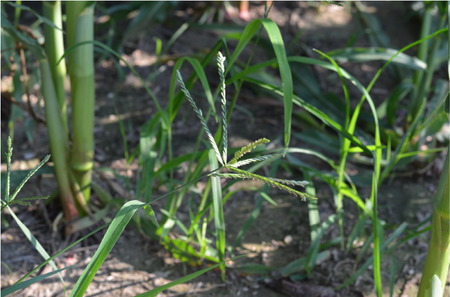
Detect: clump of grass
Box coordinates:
(177, 52, 316, 201)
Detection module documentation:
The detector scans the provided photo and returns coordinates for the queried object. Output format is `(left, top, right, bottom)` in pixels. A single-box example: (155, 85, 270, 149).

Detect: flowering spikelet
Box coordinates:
(229, 138, 270, 165)
(217, 52, 228, 165)
(209, 173, 249, 180)
(227, 166, 317, 201)
(228, 152, 283, 168)
(268, 178, 309, 187)
(176, 70, 224, 165)
(180, 59, 317, 202)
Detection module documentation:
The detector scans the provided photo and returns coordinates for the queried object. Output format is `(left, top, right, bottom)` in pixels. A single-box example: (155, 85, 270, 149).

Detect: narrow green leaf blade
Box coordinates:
(226, 18, 293, 148)
(305, 214, 337, 274)
(338, 222, 407, 289)
(326, 47, 427, 70)
(280, 251, 329, 276)
(135, 256, 243, 297)
(144, 205, 160, 229)
(69, 200, 146, 296)
(259, 192, 277, 206)
(7, 206, 65, 290)
(1, 265, 74, 296)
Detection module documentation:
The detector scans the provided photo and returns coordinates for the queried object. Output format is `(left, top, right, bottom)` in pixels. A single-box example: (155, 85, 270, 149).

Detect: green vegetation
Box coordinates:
(1, 1, 449, 296)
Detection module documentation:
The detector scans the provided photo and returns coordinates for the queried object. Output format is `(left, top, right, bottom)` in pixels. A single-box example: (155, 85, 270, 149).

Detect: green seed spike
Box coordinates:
(267, 178, 309, 187)
(176, 70, 224, 166)
(14, 201, 32, 207)
(209, 173, 249, 180)
(217, 52, 228, 165)
(228, 153, 283, 168)
(9, 154, 51, 202)
(229, 138, 270, 164)
(227, 166, 317, 201)
(12, 196, 50, 203)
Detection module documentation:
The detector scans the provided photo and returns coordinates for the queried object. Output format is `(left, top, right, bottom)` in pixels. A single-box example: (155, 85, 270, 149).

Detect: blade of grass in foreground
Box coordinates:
(1, 265, 74, 296)
(15, 223, 110, 285)
(69, 200, 145, 297)
(7, 205, 66, 293)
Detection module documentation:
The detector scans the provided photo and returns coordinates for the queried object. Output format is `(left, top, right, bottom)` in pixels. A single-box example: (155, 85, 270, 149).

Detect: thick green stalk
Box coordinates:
(66, 2, 95, 203)
(43, 1, 68, 136)
(418, 9, 450, 294)
(418, 146, 450, 297)
(39, 59, 78, 220)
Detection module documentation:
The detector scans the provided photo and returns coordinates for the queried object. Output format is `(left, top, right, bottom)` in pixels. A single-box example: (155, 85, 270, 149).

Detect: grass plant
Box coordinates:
(2, 2, 450, 296)
(213, 5, 449, 295)
(0, 135, 239, 296)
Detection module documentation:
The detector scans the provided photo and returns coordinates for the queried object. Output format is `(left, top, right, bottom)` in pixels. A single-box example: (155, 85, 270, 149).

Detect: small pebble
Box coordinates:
(284, 235, 293, 245)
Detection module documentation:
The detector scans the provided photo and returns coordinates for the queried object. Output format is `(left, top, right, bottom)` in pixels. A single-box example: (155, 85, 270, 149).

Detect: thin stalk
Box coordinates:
(13, 0, 21, 27)
(43, 1, 68, 136)
(305, 170, 319, 241)
(410, 13, 447, 122)
(198, 179, 211, 212)
(412, 4, 432, 88)
(67, 2, 96, 203)
(39, 59, 78, 220)
(418, 147, 450, 296)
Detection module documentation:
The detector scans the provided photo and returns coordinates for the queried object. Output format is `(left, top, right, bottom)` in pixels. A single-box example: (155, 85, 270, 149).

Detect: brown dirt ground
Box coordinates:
(2, 2, 449, 297)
